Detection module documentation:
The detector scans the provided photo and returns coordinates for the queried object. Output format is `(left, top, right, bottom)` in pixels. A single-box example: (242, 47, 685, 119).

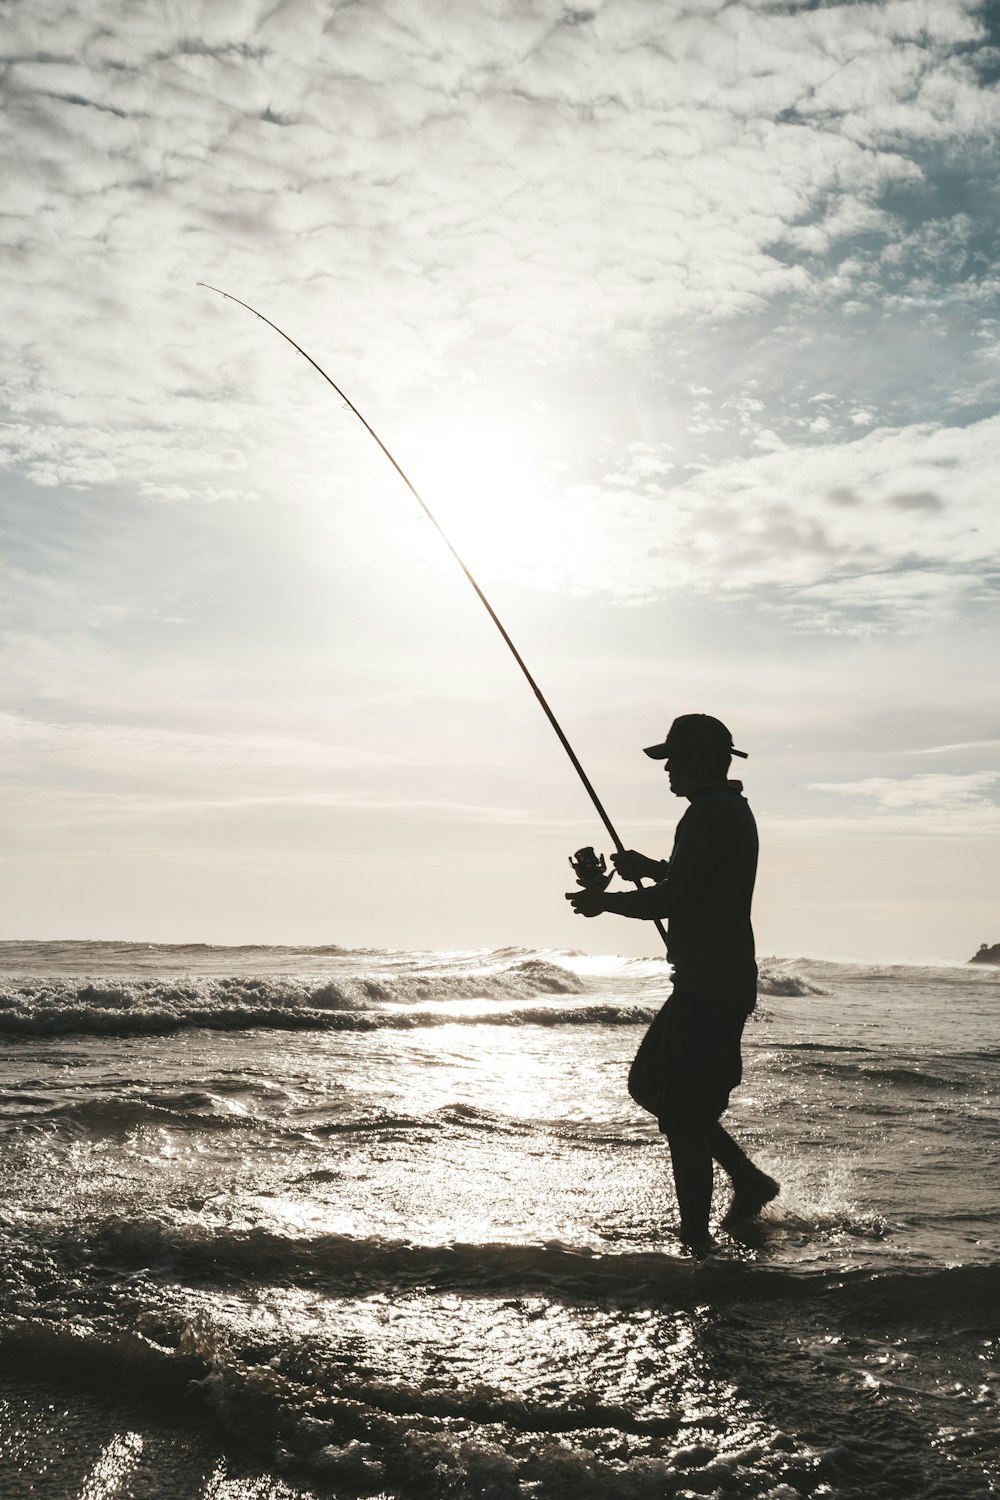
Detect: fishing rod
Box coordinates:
(198, 283, 669, 949)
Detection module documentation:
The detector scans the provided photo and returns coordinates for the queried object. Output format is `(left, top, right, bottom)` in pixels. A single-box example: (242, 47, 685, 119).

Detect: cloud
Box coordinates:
(0, 709, 547, 841)
(520, 408, 1000, 618)
(3, 0, 1000, 504)
(908, 739, 1000, 755)
(804, 769, 1000, 833)
(0, 710, 399, 771)
(886, 489, 943, 512)
(811, 770, 1000, 808)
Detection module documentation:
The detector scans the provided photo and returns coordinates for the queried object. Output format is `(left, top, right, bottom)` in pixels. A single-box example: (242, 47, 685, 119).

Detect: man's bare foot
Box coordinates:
(721, 1171, 779, 1230)
(679, 1227, 717, 1259)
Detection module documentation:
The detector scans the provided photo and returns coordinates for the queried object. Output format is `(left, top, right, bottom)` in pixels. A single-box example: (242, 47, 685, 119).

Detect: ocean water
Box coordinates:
(0, 940, 997, 1499)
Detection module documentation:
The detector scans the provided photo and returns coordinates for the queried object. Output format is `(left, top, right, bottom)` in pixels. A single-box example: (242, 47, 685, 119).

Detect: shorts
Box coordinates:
(627, 988, 748, 1134)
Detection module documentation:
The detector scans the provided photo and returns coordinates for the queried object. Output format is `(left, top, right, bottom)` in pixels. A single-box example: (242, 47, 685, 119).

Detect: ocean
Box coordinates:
(0, 939, 996, 1498)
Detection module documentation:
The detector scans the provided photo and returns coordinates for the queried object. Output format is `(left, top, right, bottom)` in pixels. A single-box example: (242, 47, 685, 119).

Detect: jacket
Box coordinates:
(603, 780, 758, 1011)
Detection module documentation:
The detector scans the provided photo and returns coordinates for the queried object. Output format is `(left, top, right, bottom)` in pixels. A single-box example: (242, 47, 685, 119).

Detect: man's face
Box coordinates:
(665, 746, 699, 797)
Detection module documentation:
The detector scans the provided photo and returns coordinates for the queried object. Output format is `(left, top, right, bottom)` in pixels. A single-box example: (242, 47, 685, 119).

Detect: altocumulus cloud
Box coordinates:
(1, 0, 999, 621)
(527, 409, 999, 616)
(808, 770, 1000, 834)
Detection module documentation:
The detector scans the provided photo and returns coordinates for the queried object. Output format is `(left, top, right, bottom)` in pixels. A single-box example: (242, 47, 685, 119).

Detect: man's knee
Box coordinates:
(663, 1125, 710, 1160)
(657, 1092, 729, 1136)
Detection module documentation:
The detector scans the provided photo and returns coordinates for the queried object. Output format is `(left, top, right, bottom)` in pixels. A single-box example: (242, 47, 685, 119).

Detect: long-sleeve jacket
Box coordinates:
(602, 780, 758, 1011)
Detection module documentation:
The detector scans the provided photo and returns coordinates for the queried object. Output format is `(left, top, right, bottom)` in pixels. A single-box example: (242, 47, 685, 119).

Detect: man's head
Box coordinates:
(642, 714, 747, 797)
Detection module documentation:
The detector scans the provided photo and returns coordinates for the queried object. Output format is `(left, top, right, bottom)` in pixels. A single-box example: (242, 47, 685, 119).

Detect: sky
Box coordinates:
(2, 0, 999, 962)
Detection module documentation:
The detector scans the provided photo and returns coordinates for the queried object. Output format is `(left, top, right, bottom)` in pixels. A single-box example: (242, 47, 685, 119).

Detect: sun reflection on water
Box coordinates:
(177, 1280, 775, 1479)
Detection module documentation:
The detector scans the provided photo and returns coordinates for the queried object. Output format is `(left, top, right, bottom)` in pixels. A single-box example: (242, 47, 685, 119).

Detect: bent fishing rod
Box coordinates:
(199, 283, 668, 949)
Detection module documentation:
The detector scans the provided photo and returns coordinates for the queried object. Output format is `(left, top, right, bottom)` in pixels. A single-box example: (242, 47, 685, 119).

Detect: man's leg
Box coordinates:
(709, 1121, 760, 1178)
(665, 1128, 714, 1248)
(709, 1121, 779, 1226)
(656, 991, 777, 1246)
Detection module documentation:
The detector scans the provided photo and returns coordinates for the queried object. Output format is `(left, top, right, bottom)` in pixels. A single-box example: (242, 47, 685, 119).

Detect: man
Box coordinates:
(566, 713, 778, 1253)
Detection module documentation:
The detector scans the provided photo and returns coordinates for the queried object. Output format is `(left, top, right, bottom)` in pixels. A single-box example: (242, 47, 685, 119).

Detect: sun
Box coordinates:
(387, 419, 570, 591)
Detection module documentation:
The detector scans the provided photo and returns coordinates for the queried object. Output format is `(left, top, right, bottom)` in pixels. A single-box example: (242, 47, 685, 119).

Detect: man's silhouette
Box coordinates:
(566, 713, 778, 1252)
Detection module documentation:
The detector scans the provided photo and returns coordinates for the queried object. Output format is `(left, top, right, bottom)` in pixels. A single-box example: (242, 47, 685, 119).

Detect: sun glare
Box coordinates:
(389, 420, 571, 591)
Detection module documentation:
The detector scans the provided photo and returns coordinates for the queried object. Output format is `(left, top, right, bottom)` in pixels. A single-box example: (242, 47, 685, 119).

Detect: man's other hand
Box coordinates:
(611, 849, 663, 883)
(565, 888, 606, 918)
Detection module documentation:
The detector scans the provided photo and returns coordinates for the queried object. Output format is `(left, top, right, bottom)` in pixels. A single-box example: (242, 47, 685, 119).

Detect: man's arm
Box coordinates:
(601, 879, 671, 920)
(566, 871, 671, 921)
(612, 849, 669, 883)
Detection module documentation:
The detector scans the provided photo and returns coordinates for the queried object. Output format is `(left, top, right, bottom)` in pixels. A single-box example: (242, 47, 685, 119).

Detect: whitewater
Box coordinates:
(0, 940, 997, 1498)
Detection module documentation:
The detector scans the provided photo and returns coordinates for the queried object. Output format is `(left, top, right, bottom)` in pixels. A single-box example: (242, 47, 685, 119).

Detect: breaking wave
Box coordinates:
(0, 960, 595, 1037)
(0, 953, 835, 1039)
(756, 962, 828, 997)
(41, 1215, 1000, 1314)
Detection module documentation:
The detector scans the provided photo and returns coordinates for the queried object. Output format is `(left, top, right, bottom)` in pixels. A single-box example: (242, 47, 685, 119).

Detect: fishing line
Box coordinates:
(198, 282, 668, 949)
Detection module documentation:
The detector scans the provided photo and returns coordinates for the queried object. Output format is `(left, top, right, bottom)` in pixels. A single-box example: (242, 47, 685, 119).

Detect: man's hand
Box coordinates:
(565, 887, 606, 918)
(611, 849, 664, 883)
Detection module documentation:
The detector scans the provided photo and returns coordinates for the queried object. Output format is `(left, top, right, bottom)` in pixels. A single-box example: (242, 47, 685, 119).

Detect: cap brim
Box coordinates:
(644, 742, 749, 760)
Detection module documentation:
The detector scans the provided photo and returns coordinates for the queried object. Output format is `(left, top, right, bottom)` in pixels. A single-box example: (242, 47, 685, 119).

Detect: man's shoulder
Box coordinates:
(683, 785, 757, 833)
(688, 784, 754, 813)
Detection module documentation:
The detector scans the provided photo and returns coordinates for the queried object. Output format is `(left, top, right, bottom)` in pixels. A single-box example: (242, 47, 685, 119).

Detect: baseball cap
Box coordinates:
(643, 713, 748, 760)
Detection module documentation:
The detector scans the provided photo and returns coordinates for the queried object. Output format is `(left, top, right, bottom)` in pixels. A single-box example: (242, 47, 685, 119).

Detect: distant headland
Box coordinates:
(969, 942, 1000, 966)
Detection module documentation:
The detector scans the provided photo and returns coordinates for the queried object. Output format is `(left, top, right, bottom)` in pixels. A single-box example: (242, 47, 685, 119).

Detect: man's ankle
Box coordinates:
(679, 1227, 715, 1258)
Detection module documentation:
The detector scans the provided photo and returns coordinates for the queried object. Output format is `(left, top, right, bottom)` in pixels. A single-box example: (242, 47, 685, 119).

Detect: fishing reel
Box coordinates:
(568, 846, 613, 891)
